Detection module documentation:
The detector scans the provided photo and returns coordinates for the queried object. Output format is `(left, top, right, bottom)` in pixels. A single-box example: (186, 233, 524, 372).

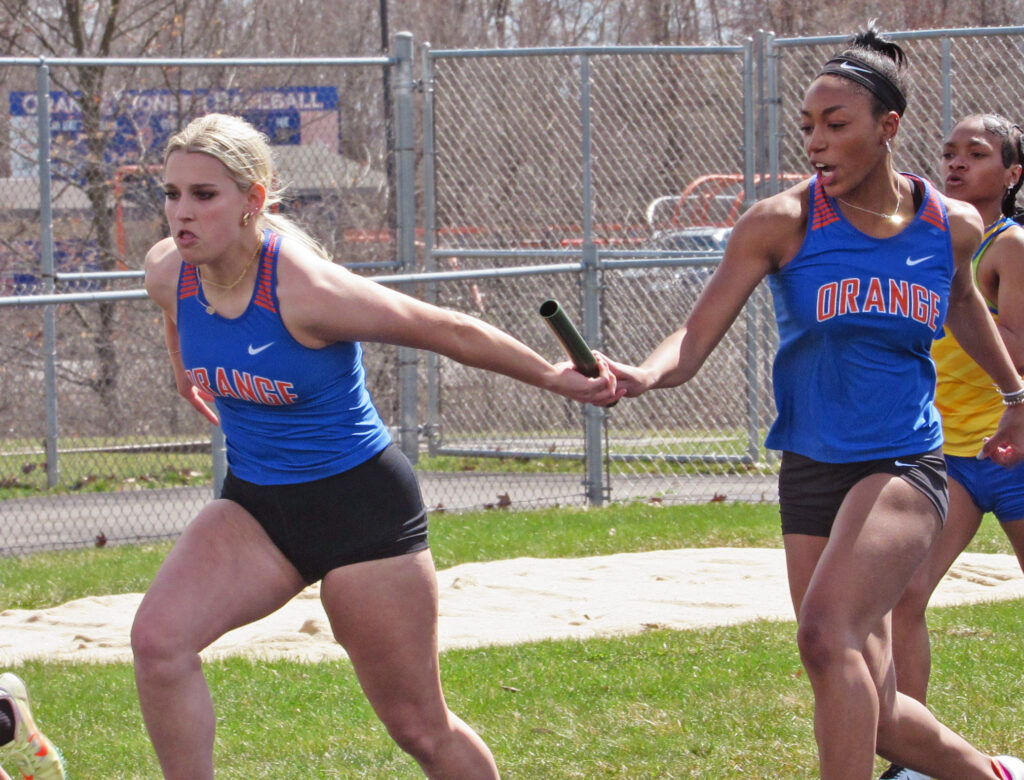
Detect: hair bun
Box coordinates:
(849, 24, 907, 67)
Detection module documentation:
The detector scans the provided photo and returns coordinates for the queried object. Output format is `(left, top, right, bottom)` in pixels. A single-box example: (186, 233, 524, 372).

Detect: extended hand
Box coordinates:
(552, 355, 624, 406)
(597, 352, 657, 398)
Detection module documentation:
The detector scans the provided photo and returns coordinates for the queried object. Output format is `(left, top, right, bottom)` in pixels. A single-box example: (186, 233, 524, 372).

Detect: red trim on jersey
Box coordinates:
(810, 181, 840, 231)
(919, 188, 947, 231)
(178, 263, 200, 299)
(254, 232, 278, 313)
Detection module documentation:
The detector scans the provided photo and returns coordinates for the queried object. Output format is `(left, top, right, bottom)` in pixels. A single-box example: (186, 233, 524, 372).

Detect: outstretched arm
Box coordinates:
(606, 194, 793, 397)
(278, 254, 621, 406)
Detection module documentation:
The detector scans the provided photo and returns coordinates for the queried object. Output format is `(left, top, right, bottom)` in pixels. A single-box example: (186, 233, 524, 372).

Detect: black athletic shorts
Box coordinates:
(778, 447, 948, 537)
(220, 443, 429, 583)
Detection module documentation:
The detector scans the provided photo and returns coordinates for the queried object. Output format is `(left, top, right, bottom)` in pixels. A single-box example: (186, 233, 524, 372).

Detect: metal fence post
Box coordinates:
(579, 53, 605, 506)
(421, 45, 441, 456)
(394, 32, 420, 463)
(741, 38, 762, 463)
(763, 31, 780, 187)
(36, 60, 60, 489)
(211, 425, 226, 497)
(940, 37, 953, 137)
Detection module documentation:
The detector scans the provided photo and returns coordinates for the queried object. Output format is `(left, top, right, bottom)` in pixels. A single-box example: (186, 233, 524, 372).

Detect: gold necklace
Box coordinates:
(836, 181, 905, 225)
(198, 240, 261, 291)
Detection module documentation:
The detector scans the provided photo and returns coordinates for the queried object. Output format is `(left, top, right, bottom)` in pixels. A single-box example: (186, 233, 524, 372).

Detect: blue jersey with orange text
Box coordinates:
(764, 174, 953, 462)
(176, 230, 391, 484)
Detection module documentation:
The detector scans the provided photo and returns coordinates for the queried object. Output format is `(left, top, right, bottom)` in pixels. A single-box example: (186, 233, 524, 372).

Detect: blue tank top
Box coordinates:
(176, 230, 391, 484)
(764, 174, 953, 462)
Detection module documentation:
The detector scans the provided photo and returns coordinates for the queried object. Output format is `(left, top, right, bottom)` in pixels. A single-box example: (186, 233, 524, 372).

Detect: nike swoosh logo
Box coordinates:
(247, 342, 274, 356)
(906, 255, 934, 266)
(894, 460, 914, 468)
(839, 61, 873, 75)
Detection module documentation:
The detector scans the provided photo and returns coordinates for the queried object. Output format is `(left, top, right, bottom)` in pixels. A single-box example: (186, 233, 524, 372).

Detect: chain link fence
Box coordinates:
(0, 52, 407, 554)
(421, 43, 776, 512)
(4, 27, 1024, 554)
(768, 28, 1024, 185)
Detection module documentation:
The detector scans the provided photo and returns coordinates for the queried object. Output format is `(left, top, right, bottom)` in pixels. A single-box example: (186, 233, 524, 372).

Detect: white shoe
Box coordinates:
(995, 756, 1024, 780)
(878, 764, 929, 780)
(0, 673, 66, 780)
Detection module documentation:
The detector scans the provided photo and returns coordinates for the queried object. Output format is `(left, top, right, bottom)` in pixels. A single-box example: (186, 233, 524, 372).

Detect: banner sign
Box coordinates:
(9, 86, 340, 178)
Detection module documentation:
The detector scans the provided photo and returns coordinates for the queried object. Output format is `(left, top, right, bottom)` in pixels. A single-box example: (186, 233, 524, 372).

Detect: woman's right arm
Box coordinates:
(608, 190, 801, 397)
(986, 227, 1024, 372)
(144, 239, 220, 425)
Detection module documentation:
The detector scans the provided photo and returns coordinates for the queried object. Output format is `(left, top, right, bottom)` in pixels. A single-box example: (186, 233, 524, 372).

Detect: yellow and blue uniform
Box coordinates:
(933, 215, 1024, 521)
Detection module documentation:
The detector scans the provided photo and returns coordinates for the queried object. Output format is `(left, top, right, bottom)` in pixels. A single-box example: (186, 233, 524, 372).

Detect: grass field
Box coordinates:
(0, 427, 776, 498)
(3, 501, 1023, 778)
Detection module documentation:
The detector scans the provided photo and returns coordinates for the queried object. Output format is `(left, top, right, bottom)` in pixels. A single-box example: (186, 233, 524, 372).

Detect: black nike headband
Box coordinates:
(818, 56, 907, 116)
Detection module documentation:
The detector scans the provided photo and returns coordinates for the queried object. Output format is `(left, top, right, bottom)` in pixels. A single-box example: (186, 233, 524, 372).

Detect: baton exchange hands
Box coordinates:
(556, 352, 662, 406)
(551, 354, 625, 406)
(591, 352, 659, 399)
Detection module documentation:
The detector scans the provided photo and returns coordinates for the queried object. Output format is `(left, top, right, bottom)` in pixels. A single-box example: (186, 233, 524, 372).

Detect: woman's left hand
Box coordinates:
(550, 355, 624, 406)
(979, 405, 1024, 466)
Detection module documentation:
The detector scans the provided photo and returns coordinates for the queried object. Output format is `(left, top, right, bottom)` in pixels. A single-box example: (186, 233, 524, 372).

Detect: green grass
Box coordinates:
(419, 426, 778, 477)
(418, 452, 779, 477)
(0, 428, 776, 496)
(2, 502, 785, 609)
(0, 442, 211, 498)
(2, 501, 1022, 778)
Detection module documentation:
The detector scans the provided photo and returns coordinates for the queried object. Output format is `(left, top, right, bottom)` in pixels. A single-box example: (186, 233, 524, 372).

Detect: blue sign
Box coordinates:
(9, 86, 340, 178)
(1, 239, 102, 294)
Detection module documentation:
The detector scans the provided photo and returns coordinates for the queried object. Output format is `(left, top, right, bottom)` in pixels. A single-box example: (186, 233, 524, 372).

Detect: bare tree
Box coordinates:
(2, 0, 1022, 438)
(0, 0, 256, 429)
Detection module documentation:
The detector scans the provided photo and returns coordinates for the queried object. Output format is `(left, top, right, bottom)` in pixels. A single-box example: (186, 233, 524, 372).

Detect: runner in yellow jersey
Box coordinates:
(882, 114, 1024, 780)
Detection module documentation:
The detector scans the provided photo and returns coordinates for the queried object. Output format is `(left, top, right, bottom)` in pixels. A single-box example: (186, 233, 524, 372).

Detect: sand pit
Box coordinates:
(2, 547, 1023, 667)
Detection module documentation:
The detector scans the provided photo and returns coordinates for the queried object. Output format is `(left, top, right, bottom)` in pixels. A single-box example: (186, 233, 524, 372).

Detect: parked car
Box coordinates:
(630, 172, 805, 292)
(645, 172, 806, 234)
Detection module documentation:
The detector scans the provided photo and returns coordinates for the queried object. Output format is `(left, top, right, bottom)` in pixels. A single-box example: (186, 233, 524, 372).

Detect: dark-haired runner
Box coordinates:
(601, 29, 1024, 780)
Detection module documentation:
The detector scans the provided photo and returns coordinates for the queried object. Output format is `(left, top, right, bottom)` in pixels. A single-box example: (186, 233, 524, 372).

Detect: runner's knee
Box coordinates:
(893, 573, 931, 619)
(130, 604, 198, 674)
(796, 613, 849, 676)
(379, 704, 449, 763)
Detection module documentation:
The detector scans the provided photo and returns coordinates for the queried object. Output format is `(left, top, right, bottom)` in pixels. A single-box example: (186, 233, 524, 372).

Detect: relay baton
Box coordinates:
(538, 298, 601, 378)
